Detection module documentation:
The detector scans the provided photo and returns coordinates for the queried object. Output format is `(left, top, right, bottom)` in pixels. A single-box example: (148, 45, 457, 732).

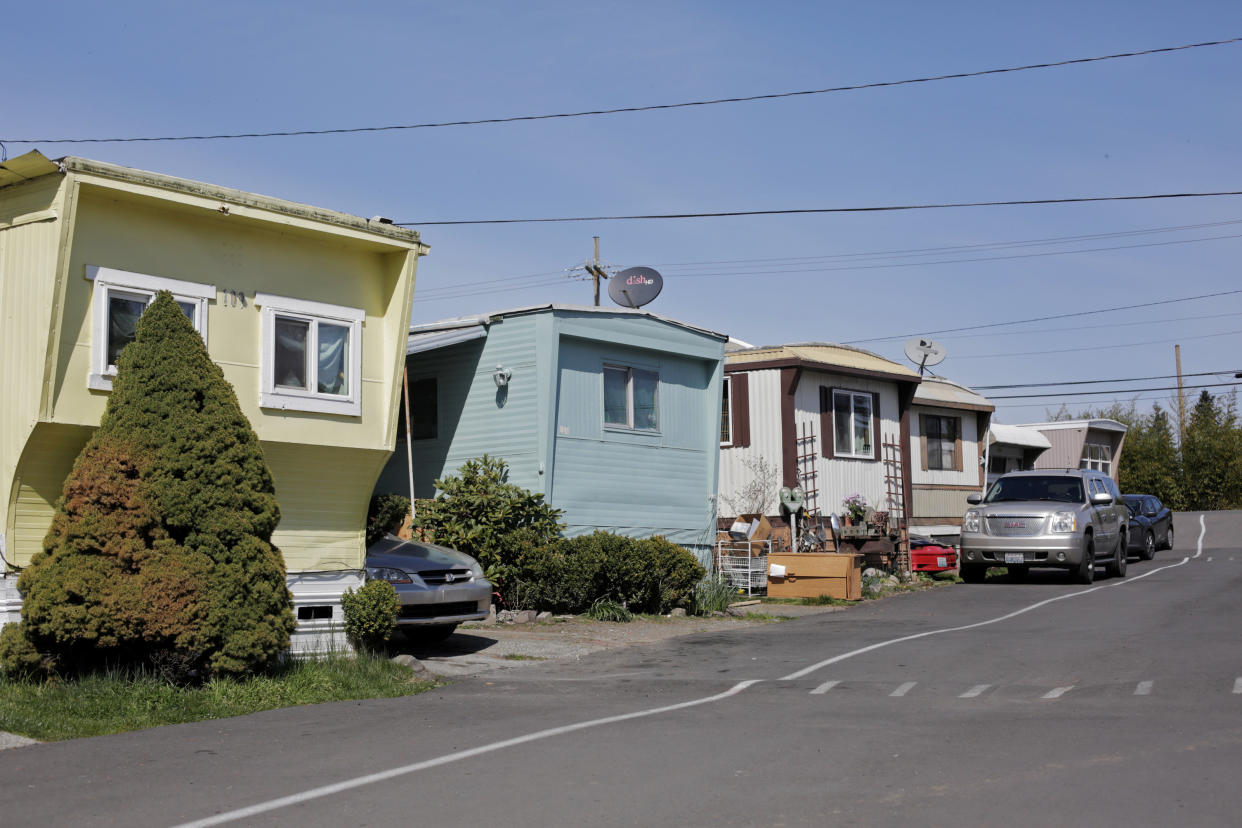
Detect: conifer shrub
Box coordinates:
(0, 292, 294, 679)
(341, 580, 399, 653)
(366, 493, 411, 547)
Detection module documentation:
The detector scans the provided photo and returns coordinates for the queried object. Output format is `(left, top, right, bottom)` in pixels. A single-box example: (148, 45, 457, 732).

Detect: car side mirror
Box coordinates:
(966, 493, 982, 505)
(1091, 491, 1113, 505)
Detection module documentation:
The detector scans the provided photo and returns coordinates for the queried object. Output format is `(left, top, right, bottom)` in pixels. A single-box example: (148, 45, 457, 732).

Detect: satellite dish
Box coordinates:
(903, 337, 947, 375)
(609, 266, 663, 308)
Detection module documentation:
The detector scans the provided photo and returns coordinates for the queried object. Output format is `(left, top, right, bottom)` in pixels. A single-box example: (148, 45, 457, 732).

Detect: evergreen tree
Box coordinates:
(1, 292, 294, 678)
(1181, 391, 1234, 511)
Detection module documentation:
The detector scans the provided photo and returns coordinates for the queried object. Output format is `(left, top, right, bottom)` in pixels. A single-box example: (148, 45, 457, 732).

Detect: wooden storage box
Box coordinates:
(765, 553, 862, 601)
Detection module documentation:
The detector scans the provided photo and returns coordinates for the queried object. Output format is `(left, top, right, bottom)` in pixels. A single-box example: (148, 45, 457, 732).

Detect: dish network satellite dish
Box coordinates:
(903, 337, 947, 375)
(609, 267, 663, 309)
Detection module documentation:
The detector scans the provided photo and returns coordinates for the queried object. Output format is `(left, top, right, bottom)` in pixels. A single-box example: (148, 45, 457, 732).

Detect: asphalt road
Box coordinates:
(2, 511, 1239, 827)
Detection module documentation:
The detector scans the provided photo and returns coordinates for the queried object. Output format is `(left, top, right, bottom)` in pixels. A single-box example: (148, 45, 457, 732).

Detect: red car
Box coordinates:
(910, 534, 958, 573)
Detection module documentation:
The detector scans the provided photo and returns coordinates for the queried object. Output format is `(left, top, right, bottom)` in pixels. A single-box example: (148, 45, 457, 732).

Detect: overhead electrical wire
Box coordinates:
(844, 288, 1242, 344)
(949, 327, 1242, 359)
(974, 369, 1242, 391)
(7, 37, 1238, 146)
(988, 380, 1242, 399)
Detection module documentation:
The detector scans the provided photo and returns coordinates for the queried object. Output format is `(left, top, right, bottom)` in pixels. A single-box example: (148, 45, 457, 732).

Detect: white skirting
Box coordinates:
(286, 569, 364, 657)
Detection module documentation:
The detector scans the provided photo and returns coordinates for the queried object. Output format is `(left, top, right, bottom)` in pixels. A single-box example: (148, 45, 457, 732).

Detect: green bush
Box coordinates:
(509, 532, 704, 615)
(586, 598, 633, 623)
(413, 455, 563, 590)
(1, 292, 294, 680)
(341, 580, 399, 653)
(692, 576, 736, 615)
(366, 493, 411, 547)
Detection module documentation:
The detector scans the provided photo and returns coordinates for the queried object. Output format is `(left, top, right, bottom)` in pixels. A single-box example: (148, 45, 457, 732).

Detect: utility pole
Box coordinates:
(585, 236, 609, 306)
(1175, 344, 1186, 446)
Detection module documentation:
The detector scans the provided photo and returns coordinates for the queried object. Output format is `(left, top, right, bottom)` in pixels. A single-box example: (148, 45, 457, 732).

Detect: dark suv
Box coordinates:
(959, 469, 1129, 584)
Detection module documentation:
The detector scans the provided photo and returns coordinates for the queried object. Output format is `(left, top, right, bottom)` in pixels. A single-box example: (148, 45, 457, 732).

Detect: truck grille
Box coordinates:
(985, 514, 1046, 537)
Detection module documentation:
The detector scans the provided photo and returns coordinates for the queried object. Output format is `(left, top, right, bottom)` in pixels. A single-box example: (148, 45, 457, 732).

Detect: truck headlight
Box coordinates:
(963, 510, 981, 533)
(1050, 512, 1077, 533)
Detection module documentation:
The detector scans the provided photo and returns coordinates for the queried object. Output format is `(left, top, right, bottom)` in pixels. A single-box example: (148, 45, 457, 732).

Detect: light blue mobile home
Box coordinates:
(374, 305, 728, 560)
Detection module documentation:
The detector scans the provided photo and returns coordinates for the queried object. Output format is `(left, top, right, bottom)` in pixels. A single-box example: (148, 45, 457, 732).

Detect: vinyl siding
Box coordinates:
(717, 369, 785, 517)
(910, 404, 981, 487)
(8, 423, 92, 565)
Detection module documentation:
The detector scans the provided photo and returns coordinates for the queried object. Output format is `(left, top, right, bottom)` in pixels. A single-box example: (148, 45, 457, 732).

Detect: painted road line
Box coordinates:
(890, 681, 917, 697)
(959, 684, 991, 698)
(809, 680, 840, 695)
(1233, 678, 1242, 695)
(1135, 680, 1153, 696)
(1042, 686, 1074, 699)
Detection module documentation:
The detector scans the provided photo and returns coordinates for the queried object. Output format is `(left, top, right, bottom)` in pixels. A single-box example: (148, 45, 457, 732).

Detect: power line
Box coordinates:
(929, 311, 1242, 342)
(974, 369, 1242, 390)
(951, 327, 1242, 359)
(8, 37, 1239, 146)
(846, 289, 1242, 344)
(988, 381, 1242, 399)
(398, 191, 1242, 226)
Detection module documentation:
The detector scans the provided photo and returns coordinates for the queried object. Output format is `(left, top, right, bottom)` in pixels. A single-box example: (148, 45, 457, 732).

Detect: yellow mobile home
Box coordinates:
(0, 152, 426, 653)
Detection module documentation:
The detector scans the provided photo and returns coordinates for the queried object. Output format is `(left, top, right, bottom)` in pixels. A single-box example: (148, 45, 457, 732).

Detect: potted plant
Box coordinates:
(842, 493, 868, 526)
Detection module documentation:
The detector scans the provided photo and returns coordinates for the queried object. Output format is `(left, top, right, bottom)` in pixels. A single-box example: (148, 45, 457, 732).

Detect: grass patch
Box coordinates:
(586, 599, 633, 622)
(0, 653, 434, 742)
(795, 594, 856, 607)
(740, 612, 791, 623)
(501, 653, 546, 661)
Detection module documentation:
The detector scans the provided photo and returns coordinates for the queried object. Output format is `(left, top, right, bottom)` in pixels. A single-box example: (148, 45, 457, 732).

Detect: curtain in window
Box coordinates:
(634, 369, 659, 430)
(604, 367, 628, 425)
(854, 395, 872, 455)
(274, 317, 309, 389)
(107, 294, 148, 367)
(317, 323, 349, 395)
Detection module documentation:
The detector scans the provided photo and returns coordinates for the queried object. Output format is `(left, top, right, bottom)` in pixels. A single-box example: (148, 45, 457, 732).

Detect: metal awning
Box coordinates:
(405, 323, 488, 355)
(989, 423, 1051, 450)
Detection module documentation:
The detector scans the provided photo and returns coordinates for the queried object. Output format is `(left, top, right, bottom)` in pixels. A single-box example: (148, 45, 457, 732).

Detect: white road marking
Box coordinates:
(178, 518, 1216, 826)
(1042, 686, 1074, 699)
(1196, 514, 1206, 558)
(1233, 678, 1242, 695)
(172, 679, 762, 827)
(809, 680, 840, 695)
(781, 555, 1193, 681)
(1135, 680, 1153, 696)
(1207, 557, 1213, 562)
(890, 681, 917, 697)
(960, 684, 991, 698)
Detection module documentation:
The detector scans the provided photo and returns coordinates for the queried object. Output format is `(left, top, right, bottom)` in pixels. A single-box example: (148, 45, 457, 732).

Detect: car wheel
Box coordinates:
(1107, 534, 1127, 578)
(1139, 531, 1156, 561)
(960, 563, 987, 583)
(1162, 526, 1174, 551)
(1074, 539, 1095, 585)
(410, 624, 458, 643)
(1008, 565, 1029, 582)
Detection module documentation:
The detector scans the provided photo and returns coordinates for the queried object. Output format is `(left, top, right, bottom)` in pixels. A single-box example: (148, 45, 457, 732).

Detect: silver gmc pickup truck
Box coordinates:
(959, 469, 1129, 584)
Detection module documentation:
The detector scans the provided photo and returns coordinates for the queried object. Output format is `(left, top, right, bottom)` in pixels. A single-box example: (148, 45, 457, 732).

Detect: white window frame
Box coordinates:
(603, 363, 660, 432)
(255, 293, 364, 417)
(86, 265, 215, 391)
(833, 389, 874, 459)
(720, 375, 733, 446)
(1080, 441, 1112, 475)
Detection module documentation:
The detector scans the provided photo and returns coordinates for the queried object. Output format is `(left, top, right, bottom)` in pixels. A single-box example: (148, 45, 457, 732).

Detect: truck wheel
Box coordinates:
(960, 563, 987, 583)
(1074, 539, 1095, 585)
(1139, 531, 1155, 561)
(1107, 534, 1127, 578)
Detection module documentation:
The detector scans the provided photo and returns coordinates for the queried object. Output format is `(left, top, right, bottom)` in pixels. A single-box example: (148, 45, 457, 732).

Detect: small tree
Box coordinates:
(1, 292, 294, 678)
(413, 455, 563, 588)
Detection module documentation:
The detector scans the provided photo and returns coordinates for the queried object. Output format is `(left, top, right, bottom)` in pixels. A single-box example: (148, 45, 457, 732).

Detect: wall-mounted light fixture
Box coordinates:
(493, 365, 512, 387)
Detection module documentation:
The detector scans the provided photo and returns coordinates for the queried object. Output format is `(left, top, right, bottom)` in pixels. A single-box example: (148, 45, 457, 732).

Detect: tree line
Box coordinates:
(1056, 389, 1242, 511)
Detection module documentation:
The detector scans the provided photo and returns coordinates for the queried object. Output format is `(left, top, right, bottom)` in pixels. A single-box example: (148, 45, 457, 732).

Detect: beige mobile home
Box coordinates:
(0, 152, 426, 652)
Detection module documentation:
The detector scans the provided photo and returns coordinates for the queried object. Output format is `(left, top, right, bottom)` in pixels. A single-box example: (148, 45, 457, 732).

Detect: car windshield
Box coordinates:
(984, 475, 1084, 504)
(1123, 495, 1144, 513)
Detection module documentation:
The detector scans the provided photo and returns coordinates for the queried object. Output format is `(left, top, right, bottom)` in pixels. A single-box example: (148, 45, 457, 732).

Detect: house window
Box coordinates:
(833, 390, 873, 458)
(923, 414, 959, 471)
(256, 293, 364, 416)
(604, 364, 659, 431)
(410, 377, 438, 440)
(87, 266, 214, 391)
(1081, 441, 1112, 474)
(720, 376, 732, 445)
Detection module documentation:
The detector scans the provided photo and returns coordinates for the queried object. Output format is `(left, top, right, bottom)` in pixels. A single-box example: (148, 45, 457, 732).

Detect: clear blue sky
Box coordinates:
(6, 1, 1241, 423)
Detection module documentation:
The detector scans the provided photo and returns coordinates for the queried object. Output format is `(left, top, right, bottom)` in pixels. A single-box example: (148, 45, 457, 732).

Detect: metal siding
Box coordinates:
(9, 423, 92, 564)
(717, 369, 783, 517)
(551, 335, 718, 550)
(1033, 427, 1086, 470)
(910, 404, 981, 487)
(911, 488, 975, 522)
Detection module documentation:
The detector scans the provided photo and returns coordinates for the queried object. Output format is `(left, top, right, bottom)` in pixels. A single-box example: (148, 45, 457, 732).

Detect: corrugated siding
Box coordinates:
(717, 369, 784, 516)
(9, 423, 92, 565)
(1, 178, 65, 547)
(1033, 427, 1085, 470)
(910, 404, 981, 487)
(551, 337, 718, 549)
(263, 443, 391, 572)
(796, 372, 900, 518)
